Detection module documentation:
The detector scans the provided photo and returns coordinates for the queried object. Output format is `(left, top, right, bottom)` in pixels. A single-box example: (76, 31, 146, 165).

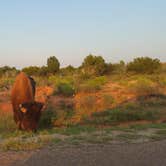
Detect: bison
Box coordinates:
(11, 72, 43, 131)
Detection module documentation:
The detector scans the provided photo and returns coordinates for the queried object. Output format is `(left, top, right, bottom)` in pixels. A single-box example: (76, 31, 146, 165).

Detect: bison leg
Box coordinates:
(13, 113, 22, 130)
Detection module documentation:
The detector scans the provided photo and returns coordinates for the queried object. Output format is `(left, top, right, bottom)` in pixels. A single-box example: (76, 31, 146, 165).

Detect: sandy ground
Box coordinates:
(3, 140, 164, 166)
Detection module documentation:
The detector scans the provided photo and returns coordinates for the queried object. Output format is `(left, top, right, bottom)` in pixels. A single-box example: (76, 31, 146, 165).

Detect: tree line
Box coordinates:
(0, 55, 162, 77)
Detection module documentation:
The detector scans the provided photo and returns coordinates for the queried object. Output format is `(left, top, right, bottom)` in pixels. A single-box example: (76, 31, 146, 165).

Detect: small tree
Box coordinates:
(82, 54, 107, 76)
(127, 57, 161, 74)
(47, 56, 60, 74)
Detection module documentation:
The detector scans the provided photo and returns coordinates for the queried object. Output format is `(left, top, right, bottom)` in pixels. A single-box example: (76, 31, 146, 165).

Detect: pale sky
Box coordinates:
(0, 0, 166, 68)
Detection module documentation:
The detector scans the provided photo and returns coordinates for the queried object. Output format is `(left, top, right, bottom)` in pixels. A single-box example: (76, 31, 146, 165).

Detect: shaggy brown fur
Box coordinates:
(11, 72, 43, 131)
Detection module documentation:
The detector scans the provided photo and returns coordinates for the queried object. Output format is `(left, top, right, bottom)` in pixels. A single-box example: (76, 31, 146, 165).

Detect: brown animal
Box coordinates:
(11, 72, 43, 131)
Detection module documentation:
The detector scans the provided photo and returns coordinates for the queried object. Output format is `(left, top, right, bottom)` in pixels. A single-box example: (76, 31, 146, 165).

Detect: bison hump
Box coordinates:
(11, 72, 35, 105)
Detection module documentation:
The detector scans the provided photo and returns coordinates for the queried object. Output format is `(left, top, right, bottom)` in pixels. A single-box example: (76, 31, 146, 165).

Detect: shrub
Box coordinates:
(127, 57, 161, 74)
(82, 54, 107, 76)
(39, 107, 55, 129)
(56, 82, 75, 97)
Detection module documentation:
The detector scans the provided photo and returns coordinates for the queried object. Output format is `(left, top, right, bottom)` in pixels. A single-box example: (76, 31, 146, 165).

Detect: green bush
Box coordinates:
(127, 57, 161, 74)
(82, 54, 107, 76)
(39, 108, 55, 129)
(56, 82, 75, 96)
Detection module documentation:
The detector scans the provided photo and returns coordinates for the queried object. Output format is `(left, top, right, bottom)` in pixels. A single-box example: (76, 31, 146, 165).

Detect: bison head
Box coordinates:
(19, 102, 44, 131)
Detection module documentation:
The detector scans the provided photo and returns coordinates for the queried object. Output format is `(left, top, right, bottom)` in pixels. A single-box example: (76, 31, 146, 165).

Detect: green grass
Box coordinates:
(51, 125, 96, 136)
(1, 123, 166, 150)
(0, 134, 53, 151)
(147, 130, 166, 141)
(116, 133, 141, 141)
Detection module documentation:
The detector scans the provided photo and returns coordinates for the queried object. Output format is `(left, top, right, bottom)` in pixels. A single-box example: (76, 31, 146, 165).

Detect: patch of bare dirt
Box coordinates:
(0, 102, 12, 113)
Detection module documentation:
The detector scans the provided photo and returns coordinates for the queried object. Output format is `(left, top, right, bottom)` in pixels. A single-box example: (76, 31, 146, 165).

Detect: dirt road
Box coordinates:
(14, 140, 166, 166)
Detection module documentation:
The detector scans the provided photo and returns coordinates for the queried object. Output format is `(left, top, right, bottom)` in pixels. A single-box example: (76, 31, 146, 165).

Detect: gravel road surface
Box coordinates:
(17, 140, 166, 166)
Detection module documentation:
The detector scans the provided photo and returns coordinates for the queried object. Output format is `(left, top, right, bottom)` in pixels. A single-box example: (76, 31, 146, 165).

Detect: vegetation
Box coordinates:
(106, 60, 126, 74)
(0, 66, 18, 77)
(0, 55, 166, 150)
(127, 57, 161, 74)
(128, 77, 161, 96)
(47, 56, 60, 74)
(0, 111, 16, 134)
(82, 54, 107, 76)
(22, 66, 40, 76)
(56, 82, 75, 96)
(77, 76, 107, 92)
(22, 56, 60, 76)
(83, 95, 166, 125)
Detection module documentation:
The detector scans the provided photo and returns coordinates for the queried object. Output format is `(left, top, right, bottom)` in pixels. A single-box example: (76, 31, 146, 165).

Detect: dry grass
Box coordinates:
(0, 110, 16, 134)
